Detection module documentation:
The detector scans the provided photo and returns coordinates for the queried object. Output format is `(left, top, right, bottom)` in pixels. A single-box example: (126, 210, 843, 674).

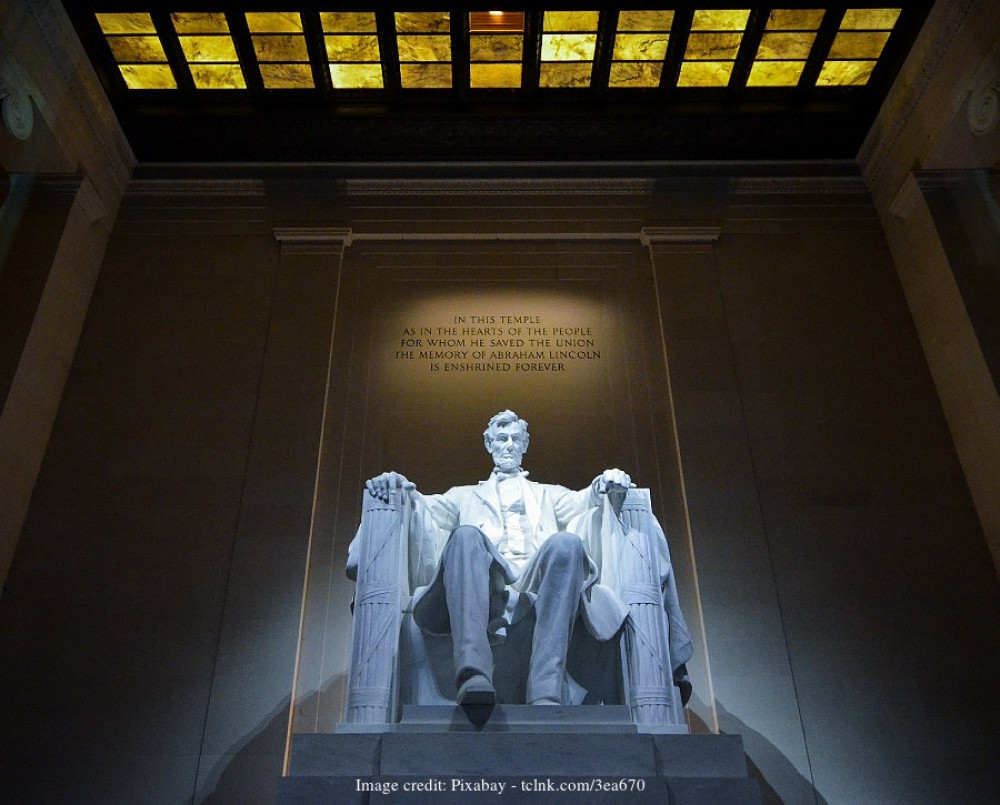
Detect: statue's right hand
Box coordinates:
(365, 471, 416, 502)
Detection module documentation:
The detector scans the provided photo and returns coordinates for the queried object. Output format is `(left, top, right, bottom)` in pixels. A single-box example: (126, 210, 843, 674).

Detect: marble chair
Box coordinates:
(341, 486, 690, 731)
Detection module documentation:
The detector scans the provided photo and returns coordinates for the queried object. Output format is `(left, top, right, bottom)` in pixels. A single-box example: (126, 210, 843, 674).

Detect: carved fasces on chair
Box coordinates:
(344, 488, 411, 725)
(617, 489, 685, 727)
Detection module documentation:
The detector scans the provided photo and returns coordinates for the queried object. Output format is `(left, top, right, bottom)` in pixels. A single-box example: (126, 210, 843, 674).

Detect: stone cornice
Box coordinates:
(126, 179, 268, 197)
(731, 176, 869, 195)
(337, 178, 658, 196)
(19, 0, 134, 194)
(859, 0, 979, 191)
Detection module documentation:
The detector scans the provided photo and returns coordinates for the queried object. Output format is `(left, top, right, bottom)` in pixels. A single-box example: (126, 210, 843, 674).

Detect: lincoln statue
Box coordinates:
(362, 409, 683, 708)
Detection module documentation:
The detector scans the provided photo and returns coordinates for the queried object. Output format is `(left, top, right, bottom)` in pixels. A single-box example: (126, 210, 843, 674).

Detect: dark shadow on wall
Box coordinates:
(716, 701, 827, 805)
(198, 672, 348, 804)
(196, 697, 291, 805)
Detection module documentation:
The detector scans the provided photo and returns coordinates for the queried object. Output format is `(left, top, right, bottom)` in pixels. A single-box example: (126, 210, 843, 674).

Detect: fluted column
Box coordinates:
(344, 488, 411, 725)
(617, 489, 684, 727)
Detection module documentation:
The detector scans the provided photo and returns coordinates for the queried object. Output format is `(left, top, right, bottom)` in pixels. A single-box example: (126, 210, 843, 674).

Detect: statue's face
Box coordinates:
(487, 421, 527, 473)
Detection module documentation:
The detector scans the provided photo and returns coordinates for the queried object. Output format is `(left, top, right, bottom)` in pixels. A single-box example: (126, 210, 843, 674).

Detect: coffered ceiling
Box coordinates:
(61, 2, 933, 162)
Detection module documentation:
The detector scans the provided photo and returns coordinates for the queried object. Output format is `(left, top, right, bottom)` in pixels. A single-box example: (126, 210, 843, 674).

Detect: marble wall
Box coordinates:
(1, 169, 997, 805)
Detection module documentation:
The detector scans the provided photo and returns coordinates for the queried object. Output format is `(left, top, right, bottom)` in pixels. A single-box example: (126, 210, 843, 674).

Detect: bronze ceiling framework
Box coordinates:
(63, 2, 933, 162)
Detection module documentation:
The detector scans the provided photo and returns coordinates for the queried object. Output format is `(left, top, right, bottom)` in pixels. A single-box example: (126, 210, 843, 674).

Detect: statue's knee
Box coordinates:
(446, 525, 488, 555)
(546, 531, 585, 559)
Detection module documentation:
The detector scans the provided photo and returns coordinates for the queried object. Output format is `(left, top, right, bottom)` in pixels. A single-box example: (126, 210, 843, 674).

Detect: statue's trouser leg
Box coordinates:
(441, 526, 496, 684)
(526, 532, 586, 704)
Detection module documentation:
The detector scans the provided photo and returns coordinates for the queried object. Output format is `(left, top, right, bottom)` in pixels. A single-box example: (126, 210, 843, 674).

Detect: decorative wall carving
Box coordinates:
(968, 79, 1000, 136)
(0, 71, 33, 140)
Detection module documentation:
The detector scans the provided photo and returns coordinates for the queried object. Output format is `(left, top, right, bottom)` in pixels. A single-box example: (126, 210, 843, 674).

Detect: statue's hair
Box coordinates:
(483, 409, 530, 450)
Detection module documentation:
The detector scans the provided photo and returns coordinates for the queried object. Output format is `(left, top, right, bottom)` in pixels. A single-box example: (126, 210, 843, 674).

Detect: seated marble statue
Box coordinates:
(364, 409, 691, 710)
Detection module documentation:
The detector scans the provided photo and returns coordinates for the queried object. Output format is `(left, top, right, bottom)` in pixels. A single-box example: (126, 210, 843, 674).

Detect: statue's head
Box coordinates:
(483, 409, 529, 473)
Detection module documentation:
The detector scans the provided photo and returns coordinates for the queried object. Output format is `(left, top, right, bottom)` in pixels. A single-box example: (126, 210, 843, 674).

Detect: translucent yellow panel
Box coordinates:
(609, 62, 663, 87)
(252, 36, 310, 62)
(107, 37, 167, 63)
(617, 10, 674, 32)
(539, 62, 592, 88)
(395, 12, 450, 34)
(189, 64, 247, 89)
(119, 64, 176, 89)
(397, 35, 452, 62)
(321, 12, 378, 33)
(97, 13, 155, 35)
(470, 63, 522, 88)
(756, 32, 817, 60)
(399, 63, 452, 88)
(685, 33, 743, 60)
(329, 64, 383, 89)
(766, 9, 825, 30)
(470, 11, 525, 32)
(171, 12, 229, 34)
(178, 36, 239, 63)
(677, 61, 734, 87)
(747, 60, 805, 86)
(840, 8, 901, 30)
(325, 35, 381, 62)
(259, 63, 314, 88)
(828, 31, 890, 60)
(245, 12, 303, 33)
(541, 33, 597, 61)
(690, 10, 750, 31)
(613, 33, 669, 61)
(543, 11, 600, 32)
(470, 35, 523, 61)
(817, 59, 875, 86)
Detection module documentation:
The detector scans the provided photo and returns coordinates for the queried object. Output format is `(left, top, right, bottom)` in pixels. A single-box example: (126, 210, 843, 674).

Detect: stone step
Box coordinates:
(396, 703, 639, 732)
(337, 704, 690, 734)
(280, 774, 761, 804)
(288, 731, 753, 778)
(282, 732, 761, 803)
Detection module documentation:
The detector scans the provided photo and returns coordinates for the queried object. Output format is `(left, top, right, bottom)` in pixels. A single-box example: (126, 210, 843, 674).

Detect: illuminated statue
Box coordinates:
(346, 410, 691, 725)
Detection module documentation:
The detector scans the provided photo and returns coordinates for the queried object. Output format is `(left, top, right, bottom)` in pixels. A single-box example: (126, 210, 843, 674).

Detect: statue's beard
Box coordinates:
(494, 455, 522, 472)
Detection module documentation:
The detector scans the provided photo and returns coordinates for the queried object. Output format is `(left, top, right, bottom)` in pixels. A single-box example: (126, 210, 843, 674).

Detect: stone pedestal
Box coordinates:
(281, 707, 761, 804)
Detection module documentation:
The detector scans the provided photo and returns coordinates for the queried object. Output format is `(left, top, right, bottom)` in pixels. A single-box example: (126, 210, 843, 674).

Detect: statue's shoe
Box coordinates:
(456, 673, 496, 706)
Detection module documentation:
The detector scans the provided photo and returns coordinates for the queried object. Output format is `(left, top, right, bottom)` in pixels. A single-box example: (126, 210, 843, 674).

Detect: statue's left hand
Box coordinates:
(594, 468, 635, 495)
(365, 471, 416, 503)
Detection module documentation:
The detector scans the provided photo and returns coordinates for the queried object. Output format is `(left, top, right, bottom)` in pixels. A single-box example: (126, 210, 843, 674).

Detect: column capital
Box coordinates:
(640, 226, 721, 246)
(273, 226, 353, 254)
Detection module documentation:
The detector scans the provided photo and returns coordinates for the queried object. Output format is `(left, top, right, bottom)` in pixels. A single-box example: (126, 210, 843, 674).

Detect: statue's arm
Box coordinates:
(346, 472, 417, 583)
(548, 468, 634, 530)
(591, 468, 635, 516)
(350, 472, 456, 587)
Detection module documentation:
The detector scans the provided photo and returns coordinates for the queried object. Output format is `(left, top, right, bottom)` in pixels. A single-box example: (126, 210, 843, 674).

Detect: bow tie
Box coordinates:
(492, 469, 527, 481)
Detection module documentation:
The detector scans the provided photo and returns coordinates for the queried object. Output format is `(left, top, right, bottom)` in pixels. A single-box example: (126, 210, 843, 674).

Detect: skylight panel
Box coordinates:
(172, 12, 246, 89)
(609, 10, 674, 89)
(322, 11, 383, 89)
(395, 11, 452, 88)
(540, 11, 599, 88)
(469, 11, 525, 88)
(818, 7, 902, 86)
(747, 9, 825, 87)
(246, 12, 314, 88)
(96, 12, 176, 89)
(678, 9, 750, 87)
